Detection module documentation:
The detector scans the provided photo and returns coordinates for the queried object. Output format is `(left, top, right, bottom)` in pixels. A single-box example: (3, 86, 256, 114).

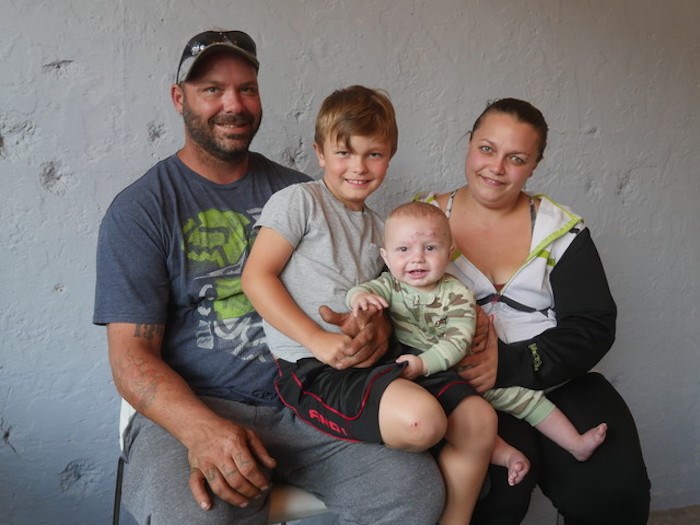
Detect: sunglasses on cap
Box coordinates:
(176, 30, 259, 83)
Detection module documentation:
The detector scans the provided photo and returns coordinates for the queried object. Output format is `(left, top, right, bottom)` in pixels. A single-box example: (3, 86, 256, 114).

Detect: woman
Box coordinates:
(419, 98, 650, 525)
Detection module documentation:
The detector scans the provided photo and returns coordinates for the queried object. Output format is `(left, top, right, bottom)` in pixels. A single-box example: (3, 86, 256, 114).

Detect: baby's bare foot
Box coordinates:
(506, 450, 530, 486)
(570, 423, 607, 461)
(491, 438, 531, 486)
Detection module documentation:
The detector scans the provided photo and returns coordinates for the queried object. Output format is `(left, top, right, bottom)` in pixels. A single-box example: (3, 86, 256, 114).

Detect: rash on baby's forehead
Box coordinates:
(386, 220, 449, 247)
(391, 216, 448, 236)
(409, 228, 442, 240)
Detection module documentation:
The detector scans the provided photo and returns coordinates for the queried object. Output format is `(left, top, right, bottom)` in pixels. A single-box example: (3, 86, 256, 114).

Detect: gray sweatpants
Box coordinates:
(121, 397, 444, 525)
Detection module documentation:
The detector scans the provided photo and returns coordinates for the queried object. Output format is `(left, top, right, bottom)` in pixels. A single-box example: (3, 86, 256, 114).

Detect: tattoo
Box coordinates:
(223, 467, 240, 478)
(234, 453, 251, 470)
(115, 349, 165, 412)
(205, 467, 217, 483)
(133, 324, 164, 340)
(113, 329, 166, 412)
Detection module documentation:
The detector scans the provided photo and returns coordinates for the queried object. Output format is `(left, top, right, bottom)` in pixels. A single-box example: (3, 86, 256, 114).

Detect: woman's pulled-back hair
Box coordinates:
(471, 98, 549, 161)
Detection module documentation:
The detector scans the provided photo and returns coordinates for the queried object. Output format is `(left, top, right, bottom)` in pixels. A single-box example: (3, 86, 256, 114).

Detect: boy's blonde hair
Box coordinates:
(385, 202, 452, 243)
(314, 85, 398, 156)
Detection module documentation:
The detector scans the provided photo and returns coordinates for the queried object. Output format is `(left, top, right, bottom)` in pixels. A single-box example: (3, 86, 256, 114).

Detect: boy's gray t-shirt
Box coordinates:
(93, 153, 309, 405)
(255, 179, 385, 362)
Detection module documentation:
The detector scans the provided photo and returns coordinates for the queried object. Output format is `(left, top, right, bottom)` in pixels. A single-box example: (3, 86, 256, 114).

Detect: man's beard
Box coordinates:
(182, 104, 262, 163)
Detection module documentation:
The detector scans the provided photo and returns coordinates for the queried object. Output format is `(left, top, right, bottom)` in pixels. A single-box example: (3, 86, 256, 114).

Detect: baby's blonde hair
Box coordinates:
(385, 201, 452, 244)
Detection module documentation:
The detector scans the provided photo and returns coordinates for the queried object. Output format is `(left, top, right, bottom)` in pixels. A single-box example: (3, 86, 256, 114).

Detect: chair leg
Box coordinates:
(113, 457, 125, 525)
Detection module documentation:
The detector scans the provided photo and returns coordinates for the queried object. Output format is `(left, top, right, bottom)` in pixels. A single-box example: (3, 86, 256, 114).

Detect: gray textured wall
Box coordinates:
(1, 1, 698, 523)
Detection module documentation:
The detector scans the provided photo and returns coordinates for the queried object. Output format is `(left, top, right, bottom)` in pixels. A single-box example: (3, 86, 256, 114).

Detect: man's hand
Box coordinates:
(107, 323, 277, 511)
(318, 304, 391, 369)
(186, 418, 277, 510)
(456, 308, 498, 393)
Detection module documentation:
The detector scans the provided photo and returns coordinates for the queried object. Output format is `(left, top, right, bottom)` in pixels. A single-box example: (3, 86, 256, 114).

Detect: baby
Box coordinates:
(348, 201, 607, 485)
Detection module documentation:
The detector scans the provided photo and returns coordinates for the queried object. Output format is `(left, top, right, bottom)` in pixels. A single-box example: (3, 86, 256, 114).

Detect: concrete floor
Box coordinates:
(194, 503, 700, 525)
(521, 487, 699, 525)
(648, 504, 700, 525)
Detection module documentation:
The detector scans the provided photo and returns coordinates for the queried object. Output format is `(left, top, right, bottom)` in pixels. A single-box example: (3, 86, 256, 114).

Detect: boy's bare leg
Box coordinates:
(378, 379, 447, 451)
(536, 407, 607, 461)
(438, 396, 497, 525)
(490, 435, 531, 486)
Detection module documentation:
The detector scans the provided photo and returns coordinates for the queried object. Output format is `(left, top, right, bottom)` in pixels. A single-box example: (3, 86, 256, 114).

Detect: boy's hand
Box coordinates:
(318, 304, 391, 369)
(307, 330, 355, 366)
(395, 354, 424, 379)
(350, 291, 389, 315)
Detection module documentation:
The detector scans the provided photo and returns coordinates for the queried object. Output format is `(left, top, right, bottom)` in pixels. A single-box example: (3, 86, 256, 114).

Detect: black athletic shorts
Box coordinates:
(275, 350, 478, 443)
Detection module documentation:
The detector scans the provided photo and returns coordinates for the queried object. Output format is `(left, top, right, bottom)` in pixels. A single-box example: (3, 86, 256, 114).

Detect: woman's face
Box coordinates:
(465, 112, 541, 206)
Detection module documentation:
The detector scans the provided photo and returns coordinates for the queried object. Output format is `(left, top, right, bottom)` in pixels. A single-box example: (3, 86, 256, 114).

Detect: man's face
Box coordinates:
(177, 52, 262, 163)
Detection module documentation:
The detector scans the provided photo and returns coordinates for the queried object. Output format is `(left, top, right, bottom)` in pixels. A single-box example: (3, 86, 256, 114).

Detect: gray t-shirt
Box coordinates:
(255, 179, 385, 362)
(93, 153, 309, 405)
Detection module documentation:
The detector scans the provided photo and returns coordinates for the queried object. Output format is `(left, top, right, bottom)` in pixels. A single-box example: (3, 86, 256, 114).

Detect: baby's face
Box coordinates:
(380, 214, 452, 292)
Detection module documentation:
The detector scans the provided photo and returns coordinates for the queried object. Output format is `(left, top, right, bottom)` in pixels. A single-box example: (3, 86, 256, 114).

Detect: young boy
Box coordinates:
(242, 85, 496, 525)
(347, 201, 608, 488)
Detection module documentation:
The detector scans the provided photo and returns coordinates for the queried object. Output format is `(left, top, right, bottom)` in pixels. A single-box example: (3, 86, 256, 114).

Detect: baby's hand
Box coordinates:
(350, 292, 388, 316)
(395, 354, 424, 380)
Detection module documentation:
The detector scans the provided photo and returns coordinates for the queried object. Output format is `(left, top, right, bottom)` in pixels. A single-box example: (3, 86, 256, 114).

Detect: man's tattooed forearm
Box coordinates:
(133, 324, 165, 340)
(120, 350, 165, 412)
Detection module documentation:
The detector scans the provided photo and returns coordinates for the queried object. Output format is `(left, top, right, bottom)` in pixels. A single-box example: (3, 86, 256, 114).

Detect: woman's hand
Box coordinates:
(457, 309, 498, 393)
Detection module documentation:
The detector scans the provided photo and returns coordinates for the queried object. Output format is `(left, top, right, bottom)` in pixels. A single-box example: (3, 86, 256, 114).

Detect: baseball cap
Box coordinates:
(176, 30, 259, 83)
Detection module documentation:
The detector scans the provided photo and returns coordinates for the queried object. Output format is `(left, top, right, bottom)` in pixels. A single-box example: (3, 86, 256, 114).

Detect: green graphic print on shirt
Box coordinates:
(182, 208, 254, 319)
(181, 208, 264, 358)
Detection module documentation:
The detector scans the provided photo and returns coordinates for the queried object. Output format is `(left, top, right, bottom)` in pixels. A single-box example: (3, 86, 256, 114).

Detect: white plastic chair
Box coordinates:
(267, 483, 328, 524)
(112, 457, 329, 525)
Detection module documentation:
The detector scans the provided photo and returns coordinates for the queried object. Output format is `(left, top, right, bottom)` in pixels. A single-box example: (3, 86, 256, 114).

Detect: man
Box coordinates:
(94, 30, 444, 524)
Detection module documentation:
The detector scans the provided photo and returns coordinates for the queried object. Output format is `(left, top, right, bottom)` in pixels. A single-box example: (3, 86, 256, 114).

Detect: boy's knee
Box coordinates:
(402, 410, 447, 450)
(380, 385, 447, 450)
(385, 405, 446, 451)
